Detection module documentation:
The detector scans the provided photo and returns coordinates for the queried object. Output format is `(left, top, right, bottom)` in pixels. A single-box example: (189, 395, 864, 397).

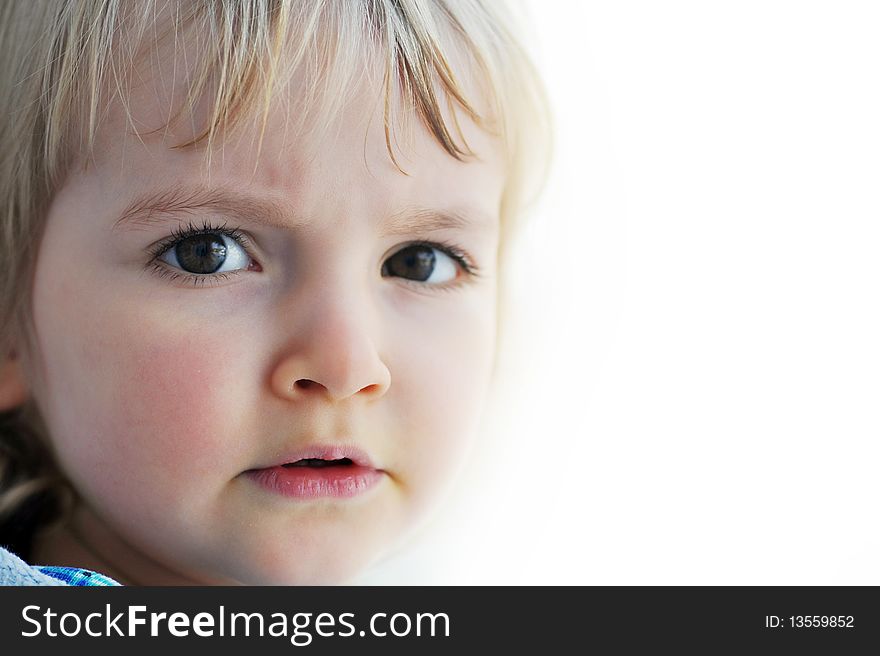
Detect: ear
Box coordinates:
(0, 349, 29, 411)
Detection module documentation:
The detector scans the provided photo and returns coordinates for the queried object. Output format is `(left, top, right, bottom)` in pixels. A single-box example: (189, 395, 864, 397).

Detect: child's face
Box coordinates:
(23, 56, 503, 583)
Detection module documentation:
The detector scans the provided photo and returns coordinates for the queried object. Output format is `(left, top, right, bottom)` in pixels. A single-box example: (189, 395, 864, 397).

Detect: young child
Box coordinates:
(0, 0, 549, 585)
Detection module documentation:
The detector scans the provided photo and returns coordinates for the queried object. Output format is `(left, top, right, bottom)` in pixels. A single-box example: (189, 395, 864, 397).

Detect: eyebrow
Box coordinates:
(111, 185, 496, 237)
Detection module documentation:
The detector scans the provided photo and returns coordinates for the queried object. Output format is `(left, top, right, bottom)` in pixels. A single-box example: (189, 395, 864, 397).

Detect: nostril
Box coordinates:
(295, 379, 320, 390)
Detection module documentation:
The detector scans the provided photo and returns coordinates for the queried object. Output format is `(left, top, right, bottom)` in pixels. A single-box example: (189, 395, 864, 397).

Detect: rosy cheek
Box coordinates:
(47, 302, 247, 502)
(117, 336, 236, 477)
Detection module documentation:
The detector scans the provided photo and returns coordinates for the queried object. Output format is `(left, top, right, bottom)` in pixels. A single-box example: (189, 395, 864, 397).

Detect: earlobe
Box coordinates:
(0, 352, 29, 411)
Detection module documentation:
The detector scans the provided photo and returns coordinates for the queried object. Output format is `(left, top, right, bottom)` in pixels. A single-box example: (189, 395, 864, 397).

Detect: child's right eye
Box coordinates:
(159, 231, 251, 275)
(147, 220, 259, 285)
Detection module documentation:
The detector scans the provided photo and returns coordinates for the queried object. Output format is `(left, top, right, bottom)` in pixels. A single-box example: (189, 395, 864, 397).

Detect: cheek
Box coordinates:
(34, 286, 249, 508)
(111, 332, 242, 476)
(386, 295, 497, 507)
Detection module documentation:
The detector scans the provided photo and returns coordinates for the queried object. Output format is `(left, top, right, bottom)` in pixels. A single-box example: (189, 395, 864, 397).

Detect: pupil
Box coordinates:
(386, 246, 435, 281)
(175, 234, 227, 274)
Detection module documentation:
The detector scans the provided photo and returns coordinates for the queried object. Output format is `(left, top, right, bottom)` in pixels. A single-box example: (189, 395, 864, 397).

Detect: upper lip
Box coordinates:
(251, 443, 380, 470)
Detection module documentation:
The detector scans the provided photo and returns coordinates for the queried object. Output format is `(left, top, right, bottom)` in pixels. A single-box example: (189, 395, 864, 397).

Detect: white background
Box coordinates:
(357, 1, 880, 584)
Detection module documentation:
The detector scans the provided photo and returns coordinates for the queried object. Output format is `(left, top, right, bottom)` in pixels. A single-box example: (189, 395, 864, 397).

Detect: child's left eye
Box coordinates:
(381, 241, 477, 288)
(382, 244, 458, 284)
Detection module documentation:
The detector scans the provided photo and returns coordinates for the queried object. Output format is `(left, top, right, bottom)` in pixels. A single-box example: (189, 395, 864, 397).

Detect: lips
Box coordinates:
(245, 445, 383, 499)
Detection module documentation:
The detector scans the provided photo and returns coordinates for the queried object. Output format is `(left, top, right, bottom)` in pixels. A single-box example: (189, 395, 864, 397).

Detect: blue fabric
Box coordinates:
(36, 565, 120, 586)
(0, 545, 120, 586)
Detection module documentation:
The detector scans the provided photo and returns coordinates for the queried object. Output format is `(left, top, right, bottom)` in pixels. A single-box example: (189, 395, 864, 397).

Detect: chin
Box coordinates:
(234, 559, 376, 586)
(205, 538, 386, 586)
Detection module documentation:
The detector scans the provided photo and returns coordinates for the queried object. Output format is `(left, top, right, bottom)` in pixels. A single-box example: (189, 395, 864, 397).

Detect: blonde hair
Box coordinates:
(0, 0, 551, 555)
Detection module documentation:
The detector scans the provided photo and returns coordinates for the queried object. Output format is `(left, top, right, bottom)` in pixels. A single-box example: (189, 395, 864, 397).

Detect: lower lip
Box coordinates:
(245, 465, 383, 499)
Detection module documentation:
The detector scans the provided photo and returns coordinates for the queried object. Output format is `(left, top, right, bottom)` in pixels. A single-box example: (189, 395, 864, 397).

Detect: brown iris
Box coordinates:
(174, 234, 228, 274)
(382, 245, 436, 282)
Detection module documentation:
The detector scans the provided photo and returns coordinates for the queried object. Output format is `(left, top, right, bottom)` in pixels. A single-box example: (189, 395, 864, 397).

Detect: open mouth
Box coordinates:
(282, 458, 355, 468)
(245, 447, 382, 499)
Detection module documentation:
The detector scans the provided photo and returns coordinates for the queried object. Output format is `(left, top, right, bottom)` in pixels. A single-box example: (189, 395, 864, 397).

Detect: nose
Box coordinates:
(269, 290, 391, 404)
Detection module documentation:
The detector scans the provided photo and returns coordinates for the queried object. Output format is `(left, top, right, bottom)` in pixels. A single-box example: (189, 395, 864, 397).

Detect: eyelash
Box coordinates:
(146, 219, 481, 289)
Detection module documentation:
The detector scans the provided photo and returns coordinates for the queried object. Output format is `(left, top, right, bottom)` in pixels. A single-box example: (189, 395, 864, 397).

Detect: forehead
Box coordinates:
(83, 5, 506, 200)
(85, 89, 505, 236)
(81, 87, 500, 249)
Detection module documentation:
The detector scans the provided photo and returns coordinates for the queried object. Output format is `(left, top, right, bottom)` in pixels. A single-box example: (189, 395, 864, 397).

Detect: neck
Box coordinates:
(30, 504, 206, 586)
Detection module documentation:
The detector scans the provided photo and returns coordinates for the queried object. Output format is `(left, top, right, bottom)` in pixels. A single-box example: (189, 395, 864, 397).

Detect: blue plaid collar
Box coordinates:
(36, 565, 122, 586)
